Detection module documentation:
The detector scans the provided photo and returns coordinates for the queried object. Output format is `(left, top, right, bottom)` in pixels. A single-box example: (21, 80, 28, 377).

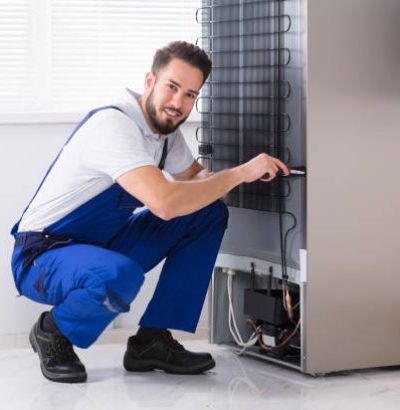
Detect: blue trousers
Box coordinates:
(13, 201, 228, 348)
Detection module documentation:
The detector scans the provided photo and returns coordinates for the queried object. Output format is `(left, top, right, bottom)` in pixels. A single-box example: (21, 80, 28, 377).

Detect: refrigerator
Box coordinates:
(197, 0, 400, 375)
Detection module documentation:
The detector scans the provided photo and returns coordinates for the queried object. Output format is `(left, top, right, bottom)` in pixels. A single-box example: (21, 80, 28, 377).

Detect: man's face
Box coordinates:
(142, 58, 203, 135)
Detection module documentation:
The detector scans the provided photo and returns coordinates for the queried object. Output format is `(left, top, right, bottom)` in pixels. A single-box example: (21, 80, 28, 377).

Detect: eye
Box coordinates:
(167, 83, 177, 91)
(186, 92, 196, 100)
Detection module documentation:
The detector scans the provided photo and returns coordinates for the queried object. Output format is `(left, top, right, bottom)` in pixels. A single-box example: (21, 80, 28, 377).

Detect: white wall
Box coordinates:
(0, 120, 208, 336)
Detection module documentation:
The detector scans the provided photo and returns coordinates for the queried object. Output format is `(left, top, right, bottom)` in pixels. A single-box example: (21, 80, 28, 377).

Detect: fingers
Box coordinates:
(259, 154, 290, 182)
(260, 169, 278, 182)
(260, 176, 272, 182)
(273, 157, 290, 176)
(260, 171, 276, 182)
(241, 153, 290, 184)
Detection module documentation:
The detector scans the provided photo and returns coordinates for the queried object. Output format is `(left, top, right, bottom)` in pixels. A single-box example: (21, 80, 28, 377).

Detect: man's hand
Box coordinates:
(239, 153, 289, 183)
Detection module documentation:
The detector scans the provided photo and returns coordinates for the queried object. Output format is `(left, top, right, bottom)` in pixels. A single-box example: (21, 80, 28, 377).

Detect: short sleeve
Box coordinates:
(80, 110, 157, 181)
(164, 129, 195, 175)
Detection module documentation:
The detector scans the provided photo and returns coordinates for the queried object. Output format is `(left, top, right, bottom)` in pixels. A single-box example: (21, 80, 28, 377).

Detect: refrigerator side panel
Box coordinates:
(305, 0, 400, 373)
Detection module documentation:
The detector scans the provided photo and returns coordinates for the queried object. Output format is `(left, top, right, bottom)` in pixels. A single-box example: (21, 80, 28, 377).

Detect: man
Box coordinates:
(11, 41, 289, 383)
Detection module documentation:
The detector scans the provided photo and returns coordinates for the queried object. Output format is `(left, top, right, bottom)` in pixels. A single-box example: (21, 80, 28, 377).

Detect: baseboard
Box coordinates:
(0, 326, 210, 350)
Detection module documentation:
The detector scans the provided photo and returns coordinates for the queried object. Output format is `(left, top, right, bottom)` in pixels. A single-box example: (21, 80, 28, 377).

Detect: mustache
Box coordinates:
(163, 106, 182, 116)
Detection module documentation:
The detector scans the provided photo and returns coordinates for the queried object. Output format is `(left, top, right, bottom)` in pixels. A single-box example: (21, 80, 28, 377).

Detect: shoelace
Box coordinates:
(46, 335, 77, 361)
(163, 331, 185, 352)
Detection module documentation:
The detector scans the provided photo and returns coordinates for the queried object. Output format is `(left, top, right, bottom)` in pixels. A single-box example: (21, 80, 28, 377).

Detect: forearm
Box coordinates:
(189, 168, 213, 181)
(117, 153, 289, 220)
(161, 167, 242, 219)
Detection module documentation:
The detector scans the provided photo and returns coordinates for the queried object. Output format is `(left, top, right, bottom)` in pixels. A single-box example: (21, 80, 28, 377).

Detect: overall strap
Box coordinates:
(158, 138, 168, 170)
(11, 105, 123, 236)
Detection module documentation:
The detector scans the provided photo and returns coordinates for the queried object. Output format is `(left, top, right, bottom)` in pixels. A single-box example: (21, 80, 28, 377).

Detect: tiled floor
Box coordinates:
(2, 341, 400, 410)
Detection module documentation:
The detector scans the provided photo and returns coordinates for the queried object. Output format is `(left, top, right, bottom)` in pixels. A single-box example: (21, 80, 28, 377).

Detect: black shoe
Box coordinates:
(123, 330, 215, 375)
(29, 312, 87, 383)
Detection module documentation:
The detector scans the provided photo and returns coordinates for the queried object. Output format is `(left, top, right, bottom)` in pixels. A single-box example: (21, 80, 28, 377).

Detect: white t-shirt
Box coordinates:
(18, 89, 194, 232)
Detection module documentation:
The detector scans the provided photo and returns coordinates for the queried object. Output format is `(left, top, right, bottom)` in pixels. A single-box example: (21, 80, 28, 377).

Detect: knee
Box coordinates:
(110, 257, 145, 293)
(84, 257, 144, 313)
(208, 200, 229, 228)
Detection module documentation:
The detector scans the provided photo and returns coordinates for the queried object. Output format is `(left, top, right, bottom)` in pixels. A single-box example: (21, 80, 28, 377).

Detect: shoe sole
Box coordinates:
(123, 356, 216, 375)
(29, 327, 87, 384)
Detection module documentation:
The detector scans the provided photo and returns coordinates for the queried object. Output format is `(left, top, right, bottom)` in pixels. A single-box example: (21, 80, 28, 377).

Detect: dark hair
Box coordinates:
(151, 41, 212, 84)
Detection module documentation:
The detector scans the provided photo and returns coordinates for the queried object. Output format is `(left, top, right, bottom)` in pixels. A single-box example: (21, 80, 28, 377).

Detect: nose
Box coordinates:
(170, 91, 184, 111)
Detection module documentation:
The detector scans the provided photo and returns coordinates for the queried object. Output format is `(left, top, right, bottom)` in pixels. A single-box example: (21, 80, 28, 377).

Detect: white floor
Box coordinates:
(2, 341, 400, 410)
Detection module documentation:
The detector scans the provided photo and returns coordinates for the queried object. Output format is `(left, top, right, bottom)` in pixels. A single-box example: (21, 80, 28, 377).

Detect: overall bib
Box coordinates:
(10, 106, 229, 348)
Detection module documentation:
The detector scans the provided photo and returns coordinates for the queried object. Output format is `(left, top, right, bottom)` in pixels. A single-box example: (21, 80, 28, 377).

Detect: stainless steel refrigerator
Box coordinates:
(197, 0, 400, 375)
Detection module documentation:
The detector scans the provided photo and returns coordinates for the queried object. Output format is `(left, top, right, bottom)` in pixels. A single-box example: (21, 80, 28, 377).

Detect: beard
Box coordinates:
(145, 88, 188, 135)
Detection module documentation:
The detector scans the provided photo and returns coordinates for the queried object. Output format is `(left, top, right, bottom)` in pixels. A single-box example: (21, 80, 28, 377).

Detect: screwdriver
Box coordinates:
(261, 166, 306, 180)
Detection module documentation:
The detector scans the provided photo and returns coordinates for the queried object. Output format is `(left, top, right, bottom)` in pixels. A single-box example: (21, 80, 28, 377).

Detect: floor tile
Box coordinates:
(2, 341, 400, 410)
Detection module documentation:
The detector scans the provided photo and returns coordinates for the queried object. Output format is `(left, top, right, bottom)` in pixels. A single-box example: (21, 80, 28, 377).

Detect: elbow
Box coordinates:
(155, 209, 175, 221)
(150, 203, 176, 221)
(147, 184, 179, 220)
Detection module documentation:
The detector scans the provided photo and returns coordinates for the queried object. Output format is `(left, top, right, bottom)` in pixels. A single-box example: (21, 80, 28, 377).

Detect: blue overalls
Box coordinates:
(10, 106, 229, 348)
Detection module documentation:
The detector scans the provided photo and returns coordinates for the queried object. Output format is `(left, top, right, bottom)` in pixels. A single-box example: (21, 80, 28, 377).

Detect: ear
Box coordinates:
(144, 71, 155, 91)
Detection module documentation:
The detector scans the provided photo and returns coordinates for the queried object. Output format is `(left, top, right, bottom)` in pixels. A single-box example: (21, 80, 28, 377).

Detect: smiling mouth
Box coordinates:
(163, 107, 182, 119)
